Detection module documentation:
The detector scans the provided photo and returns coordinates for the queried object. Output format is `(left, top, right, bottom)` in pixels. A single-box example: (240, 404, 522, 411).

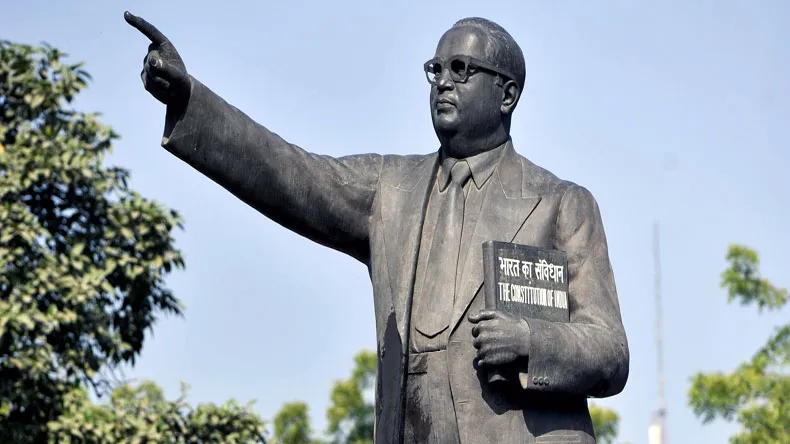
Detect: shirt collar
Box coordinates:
(438, 140, 508, 191)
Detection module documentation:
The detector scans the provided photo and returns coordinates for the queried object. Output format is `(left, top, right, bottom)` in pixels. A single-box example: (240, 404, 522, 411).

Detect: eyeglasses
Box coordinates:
(424, 55, 516, 86)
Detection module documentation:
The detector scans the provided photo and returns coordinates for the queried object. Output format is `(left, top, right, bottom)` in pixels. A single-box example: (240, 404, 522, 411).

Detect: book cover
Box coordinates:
(482, 240, 570, 323)
(481, 240, 570, 383)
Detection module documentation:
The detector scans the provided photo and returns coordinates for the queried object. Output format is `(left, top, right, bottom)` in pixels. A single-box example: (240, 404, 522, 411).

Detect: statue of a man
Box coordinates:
(125, 11, 629, 444)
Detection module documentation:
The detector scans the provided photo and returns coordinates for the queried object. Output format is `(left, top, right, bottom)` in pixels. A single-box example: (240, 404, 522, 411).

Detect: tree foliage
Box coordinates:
(48, 381, 265, 443)
(270, 402, 314, 444)
(688, 244, 789, 444)
(326, 350, 375, 444)
(269, 350, 376, 444)
(589, 404, 620, 444)
(0, 40, 265, 442)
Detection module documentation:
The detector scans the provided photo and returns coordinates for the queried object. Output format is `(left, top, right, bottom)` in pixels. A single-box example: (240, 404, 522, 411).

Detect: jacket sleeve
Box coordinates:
(160, 78, 382, 263)
(519, 184, 629, 398)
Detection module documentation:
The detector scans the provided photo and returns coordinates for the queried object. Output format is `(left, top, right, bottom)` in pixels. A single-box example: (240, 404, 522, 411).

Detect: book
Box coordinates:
(481, 240, 570, 382)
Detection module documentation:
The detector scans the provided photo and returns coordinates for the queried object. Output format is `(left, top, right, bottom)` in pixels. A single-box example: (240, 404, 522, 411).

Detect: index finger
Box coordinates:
(124, 11, 169, 45)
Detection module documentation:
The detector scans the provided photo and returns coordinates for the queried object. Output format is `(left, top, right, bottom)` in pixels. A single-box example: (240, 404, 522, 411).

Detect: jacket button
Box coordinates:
(494, 394, 503, 405)
(532, 376, 538, 385)
(544, 378, 550, 386)
(538, 377, 545, 385)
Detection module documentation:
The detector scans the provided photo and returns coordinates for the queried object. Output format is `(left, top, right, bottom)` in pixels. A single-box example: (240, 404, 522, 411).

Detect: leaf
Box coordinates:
(71, 242, 85, 257)
(120, 227, 133, 239)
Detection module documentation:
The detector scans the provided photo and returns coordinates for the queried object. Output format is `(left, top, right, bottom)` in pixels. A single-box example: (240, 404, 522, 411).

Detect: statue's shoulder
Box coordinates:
(336, 151, 436, 189)
(517, 153, 588, 202)
(380, 152, 436, 168)
(377, 152, 437, 188)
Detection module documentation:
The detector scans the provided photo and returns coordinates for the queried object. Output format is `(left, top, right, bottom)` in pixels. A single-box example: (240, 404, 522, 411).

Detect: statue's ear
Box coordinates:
(501, 80, 520, 115)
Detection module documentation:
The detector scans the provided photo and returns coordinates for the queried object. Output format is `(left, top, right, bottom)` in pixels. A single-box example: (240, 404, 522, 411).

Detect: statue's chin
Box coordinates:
(432, 113, 459, 136)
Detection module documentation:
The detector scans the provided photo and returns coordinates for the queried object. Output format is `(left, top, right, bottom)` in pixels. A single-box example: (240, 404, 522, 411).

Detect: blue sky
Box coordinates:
(4, 1, 789, 442)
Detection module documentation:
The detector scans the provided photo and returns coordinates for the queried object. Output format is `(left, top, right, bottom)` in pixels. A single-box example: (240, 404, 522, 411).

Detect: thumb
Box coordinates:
(468, 310, 498, 323)
(148, 55, 190, 94)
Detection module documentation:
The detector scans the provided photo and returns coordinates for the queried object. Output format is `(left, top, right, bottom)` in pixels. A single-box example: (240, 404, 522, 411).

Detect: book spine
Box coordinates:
(481, 241, 496, 310)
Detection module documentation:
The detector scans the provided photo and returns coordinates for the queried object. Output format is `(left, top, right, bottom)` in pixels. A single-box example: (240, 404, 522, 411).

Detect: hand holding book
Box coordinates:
(479, 241, 570, 384)
(468, 310, 531, 368)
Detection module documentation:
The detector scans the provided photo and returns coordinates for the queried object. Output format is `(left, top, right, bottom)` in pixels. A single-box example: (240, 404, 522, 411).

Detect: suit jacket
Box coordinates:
(161, 79, 630, 444)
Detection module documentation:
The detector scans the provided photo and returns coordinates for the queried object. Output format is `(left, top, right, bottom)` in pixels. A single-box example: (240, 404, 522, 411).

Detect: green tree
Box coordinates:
(270, 402, 315, 444)
(589, 404, 620, 444)
(326, 350, 376, 444)
(0, 40, 265, 442)
(48, 381, 265, 443)
(268, 350, 376, 444)
(688, 244, 789, 444)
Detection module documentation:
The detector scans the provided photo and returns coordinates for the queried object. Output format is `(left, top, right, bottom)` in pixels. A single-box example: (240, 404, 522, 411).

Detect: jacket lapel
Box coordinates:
(449, 143, 541, 333)
(380, 154, 438, 341)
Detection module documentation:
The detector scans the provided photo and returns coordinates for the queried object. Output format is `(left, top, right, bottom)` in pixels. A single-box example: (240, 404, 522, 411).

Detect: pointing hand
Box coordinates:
(124, 11, 190, 107)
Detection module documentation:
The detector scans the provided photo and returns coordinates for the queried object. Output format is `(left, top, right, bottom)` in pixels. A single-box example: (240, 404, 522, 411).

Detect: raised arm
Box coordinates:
(124, 12, 380, 262)
(521, 185, 629, 397)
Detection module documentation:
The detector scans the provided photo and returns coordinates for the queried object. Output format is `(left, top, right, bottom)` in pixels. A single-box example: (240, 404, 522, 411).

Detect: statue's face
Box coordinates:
(429, 27, 504, 141)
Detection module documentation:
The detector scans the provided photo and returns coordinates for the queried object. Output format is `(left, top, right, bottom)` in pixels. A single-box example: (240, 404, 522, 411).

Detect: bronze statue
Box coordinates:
(125, 11, 629, 443)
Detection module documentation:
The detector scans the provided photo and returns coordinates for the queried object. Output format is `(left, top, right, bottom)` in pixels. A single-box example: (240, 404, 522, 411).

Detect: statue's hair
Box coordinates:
(452, 17, 526, 90)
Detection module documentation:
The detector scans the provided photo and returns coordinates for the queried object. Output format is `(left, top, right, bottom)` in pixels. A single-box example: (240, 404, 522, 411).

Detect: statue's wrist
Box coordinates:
(163, 83, 191, 141)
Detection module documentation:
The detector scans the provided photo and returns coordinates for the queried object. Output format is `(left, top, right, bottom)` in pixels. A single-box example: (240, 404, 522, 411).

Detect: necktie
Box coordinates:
(414, 159, 472, 337)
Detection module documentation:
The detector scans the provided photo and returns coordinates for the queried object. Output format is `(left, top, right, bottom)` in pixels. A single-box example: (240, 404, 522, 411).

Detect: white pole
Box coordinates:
(651, 221, 666, 444)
